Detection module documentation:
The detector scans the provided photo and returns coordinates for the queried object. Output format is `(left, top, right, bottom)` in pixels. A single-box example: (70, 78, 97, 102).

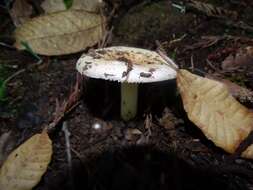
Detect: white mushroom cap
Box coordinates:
(76, 46, 177, 83)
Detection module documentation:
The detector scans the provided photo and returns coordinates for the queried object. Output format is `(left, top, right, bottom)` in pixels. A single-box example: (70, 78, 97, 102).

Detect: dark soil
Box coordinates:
(0, 0, 253, 190)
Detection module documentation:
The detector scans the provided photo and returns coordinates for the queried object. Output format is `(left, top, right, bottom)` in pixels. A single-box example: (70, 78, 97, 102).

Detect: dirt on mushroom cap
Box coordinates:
(76, 46, 177, 83)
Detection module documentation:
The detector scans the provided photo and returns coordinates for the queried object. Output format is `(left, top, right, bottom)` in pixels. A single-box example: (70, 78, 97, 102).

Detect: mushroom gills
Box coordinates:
(121, 83, 138, 121)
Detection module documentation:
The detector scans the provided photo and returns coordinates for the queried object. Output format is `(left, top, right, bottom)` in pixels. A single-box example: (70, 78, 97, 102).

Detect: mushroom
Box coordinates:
(76, 46, 177, 121)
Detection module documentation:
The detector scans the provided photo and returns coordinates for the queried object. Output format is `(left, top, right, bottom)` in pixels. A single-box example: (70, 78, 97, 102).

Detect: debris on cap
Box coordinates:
(76, 46, 177, 83)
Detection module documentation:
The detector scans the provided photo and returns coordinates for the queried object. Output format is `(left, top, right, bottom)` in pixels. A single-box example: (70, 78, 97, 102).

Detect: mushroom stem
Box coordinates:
(121, 83, 138, 121)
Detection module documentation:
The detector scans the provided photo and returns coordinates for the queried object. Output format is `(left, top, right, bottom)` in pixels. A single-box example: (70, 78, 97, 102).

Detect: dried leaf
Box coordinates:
(159, 108, 183, 129)
(9, 0, 33, 26)
(177, 69, 253, 159)
(187, 0, 238, 19)
(125, 128, 142, 141)
(15, 10, 104, 55)
(222, 46, 253, 71)
(42, 0, 103, 13)
(206, 74, 253, 103)
(0, 130, 52, 190)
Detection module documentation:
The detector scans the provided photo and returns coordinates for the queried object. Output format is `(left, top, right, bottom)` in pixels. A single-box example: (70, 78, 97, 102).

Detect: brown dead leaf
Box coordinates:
(206, 74, 253, 103)
(42, 0, 103, 13)
(159, 108, 183, 129)
(0, 130, 52, 190)
(15, 10, 104, 55)
(177, 69, 253, 159)
(222, 46, 253, 71)
(9, 0, 33, 26)
(125, 128, 142, 141)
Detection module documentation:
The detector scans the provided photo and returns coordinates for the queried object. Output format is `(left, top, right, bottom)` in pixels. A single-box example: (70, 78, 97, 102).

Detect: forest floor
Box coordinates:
(0, 0, 253, 189)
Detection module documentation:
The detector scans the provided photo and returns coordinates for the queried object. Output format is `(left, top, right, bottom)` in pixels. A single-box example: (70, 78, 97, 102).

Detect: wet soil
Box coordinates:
(1, 0, 253, 189)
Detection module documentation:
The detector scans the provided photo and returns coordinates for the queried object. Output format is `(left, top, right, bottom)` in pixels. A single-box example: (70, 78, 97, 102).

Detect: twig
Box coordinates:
(48, 100, 81, 130)
(190, 54, 194, 72)
(144, 114, 152, 141)
(156, 40, 179, 71)
(46, 74, 83, 132)
(155, 40, 167, 55)
(2, 64, 18, 69)
(172, 3, 186, 13)
(106, 2, 119, 24)
(62, 121, 74, 189)
(206, 59, 222, 73)
(71, 148, 83, 161)
(169, 34, 187, 45)
(156, 49, 179, 72)
(232, 130, 253, 159)
(3, 68, 26, 85)
(0, 42, 16, 49)
(99, 27, 113, 48)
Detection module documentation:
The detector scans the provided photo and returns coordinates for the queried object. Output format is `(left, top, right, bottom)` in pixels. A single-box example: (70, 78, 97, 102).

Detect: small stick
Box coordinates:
(172, 3, 186, 13)
(232, 130, 253, 159)
(0, 42, 16, 49)
(144, 114, 152, 141)
(157, 49, 179, 72)
(190, 54, 194, 72)
(99, 27, 113, 48)
(169, 34, 187, 45)
(46, 74, 83, 132)
(156, 41, 179, 71)
(71, 148, 83, 161)
(3, 68, 26, 85)
(206, 59, 222, 73)
(62, 121, 74, 189)
(155, 40, 167, 55)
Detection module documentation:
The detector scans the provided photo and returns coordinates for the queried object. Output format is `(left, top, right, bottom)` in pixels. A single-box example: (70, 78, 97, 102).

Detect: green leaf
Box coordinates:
(63, 0, 73, 9)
